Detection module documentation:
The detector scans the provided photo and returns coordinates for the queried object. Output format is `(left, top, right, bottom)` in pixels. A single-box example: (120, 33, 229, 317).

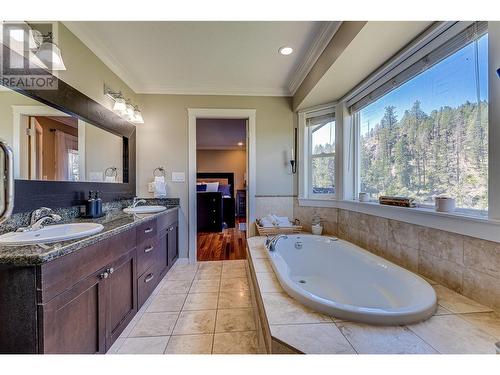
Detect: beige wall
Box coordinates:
(196, 149, 246, 190)
(57, 23, 138, 112)
(136, 94, 295, 258)
(0, 91, 40, 146)
(84, 123, 123, 182)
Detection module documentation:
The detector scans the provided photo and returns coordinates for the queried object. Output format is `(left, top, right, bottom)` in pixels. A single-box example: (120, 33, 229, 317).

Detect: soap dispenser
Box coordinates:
(95, 191, 103, 217)
(85, 191, 96, 218)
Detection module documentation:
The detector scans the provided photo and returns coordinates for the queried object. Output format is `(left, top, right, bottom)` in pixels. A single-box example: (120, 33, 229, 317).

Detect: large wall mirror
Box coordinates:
(1, 86, 125, 184)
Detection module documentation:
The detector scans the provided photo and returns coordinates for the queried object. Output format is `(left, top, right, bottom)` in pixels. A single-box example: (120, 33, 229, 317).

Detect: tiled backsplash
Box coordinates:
(0, 198, 180, 235)
(293, 199, 500, 312)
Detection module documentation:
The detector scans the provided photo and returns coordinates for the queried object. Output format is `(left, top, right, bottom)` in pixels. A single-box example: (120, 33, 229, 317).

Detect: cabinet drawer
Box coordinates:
(157, 209, 178, 231)
(137, 265, 160, 308)
(39, 229, 136, 302)
(136, 220, 157, 245)
(137, 236, 158, 276)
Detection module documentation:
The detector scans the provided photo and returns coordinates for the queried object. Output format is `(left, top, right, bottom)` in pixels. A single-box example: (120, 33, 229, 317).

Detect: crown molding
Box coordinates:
(62, 21, 143, 93)
(136, 84, 291, 97)
(287, 21, 342, 96)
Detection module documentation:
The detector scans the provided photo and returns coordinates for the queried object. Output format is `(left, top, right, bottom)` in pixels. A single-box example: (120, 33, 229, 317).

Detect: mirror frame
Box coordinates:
(1, 73, 136, 214)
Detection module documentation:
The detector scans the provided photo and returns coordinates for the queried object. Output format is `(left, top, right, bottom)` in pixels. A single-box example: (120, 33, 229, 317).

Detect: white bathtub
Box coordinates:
(267, 234, 437, 325)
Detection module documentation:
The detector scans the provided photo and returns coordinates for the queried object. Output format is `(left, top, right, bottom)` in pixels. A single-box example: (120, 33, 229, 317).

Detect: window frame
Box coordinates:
(299, 106, 337, 200)
(352, 28, 489, 214)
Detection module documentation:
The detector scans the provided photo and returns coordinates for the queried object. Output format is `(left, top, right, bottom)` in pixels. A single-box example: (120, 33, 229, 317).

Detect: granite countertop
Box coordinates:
(0, 204, 179, 267)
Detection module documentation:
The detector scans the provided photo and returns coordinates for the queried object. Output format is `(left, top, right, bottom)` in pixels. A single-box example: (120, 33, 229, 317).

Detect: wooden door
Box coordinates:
(40, 268, 107, 354)
(105, 249, 137, 348)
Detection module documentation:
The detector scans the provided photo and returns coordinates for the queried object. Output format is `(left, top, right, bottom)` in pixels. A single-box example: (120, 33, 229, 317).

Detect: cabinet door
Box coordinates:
(40, 268, 107, 354)
(168, 222, 179, 266)
(157, 228, 168, 273)
(105, 249, 137, 348)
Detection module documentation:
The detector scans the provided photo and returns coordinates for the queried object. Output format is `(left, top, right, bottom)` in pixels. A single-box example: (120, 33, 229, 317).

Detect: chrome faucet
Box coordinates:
(130, 197, 147, 208)
(266, 234, 288, 252)
(17, 207, 62, 232)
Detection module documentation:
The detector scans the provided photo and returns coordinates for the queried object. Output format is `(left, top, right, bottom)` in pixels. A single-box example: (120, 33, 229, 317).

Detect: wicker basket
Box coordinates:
(256, 223, 303, 236)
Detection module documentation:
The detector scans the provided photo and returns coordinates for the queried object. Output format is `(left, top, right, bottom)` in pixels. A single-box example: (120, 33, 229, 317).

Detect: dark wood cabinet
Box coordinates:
(0, 208, 179, 354)
(236, 189, 246, 218)
(105, 249, 137, 347)
(168, 222, 179, 266)
(40, 267, 107, 354)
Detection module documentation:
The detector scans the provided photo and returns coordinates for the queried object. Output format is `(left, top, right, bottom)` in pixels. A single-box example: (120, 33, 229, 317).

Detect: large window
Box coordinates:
(306, 110, 335, 196)
(357, 32, 488, 211)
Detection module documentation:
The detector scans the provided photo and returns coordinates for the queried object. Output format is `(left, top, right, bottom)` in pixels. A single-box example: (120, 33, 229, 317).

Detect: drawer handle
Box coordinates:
(144, 273, 155, 283)
(144, 245, 154, 253)
(107, 267, 115, 274)
(144, 228, 154, 234)
(99, 271, 109, 279)
(169, 227, 174, 232)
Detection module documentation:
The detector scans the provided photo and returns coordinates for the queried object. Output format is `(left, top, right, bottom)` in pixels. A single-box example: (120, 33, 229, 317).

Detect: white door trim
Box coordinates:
(187, 108, 257, 263)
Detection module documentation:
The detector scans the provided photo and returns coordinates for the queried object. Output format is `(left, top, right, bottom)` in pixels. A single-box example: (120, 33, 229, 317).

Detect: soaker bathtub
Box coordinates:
(267, 234, 437, 325)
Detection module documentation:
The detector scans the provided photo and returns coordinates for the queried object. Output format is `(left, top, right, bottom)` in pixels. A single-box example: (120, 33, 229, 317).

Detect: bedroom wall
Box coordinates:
(196, 149, 246, 190)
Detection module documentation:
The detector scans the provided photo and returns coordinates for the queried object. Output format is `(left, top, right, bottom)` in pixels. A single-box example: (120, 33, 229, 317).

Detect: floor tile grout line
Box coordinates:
(169, 264, 197, 340)
(405, 325, 442, 354)
(212, 261, 224, 354)
(332, 321, 359, 354)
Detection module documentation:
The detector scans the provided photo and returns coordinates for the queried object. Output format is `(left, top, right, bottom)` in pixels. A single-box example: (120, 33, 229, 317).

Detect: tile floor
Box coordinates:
(107, 259, 260, 354)
(247, 236, 500, 354)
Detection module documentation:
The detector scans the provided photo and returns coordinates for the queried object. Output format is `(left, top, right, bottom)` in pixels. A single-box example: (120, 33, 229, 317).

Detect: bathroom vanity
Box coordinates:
(0, 207, 179, 354)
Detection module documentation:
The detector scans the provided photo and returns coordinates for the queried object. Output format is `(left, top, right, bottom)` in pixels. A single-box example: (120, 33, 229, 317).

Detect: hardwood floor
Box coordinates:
(197, 219, 246, 261)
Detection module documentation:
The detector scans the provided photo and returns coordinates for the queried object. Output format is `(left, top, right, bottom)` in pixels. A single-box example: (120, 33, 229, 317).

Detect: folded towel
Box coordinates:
(153, 176, 167, 198)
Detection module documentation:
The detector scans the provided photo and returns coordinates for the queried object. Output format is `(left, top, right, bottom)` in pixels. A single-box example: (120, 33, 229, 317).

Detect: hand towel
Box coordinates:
(105, 176, 116, 183)
(153, 176, 167, 198)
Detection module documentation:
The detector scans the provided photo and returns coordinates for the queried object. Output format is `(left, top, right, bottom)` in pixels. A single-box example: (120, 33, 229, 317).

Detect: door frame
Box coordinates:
(187, 108, 256, 263)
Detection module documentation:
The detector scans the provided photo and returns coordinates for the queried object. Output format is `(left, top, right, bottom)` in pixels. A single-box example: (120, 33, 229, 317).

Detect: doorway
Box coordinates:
(188, 108, 256, 263)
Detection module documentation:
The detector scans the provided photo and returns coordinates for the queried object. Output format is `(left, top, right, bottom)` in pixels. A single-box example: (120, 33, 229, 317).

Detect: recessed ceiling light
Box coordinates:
(237, 142, 244, 146)
(279, 46, 293, 56)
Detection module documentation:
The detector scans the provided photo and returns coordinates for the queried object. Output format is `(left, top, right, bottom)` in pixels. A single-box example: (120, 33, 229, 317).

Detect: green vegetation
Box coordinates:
(360, 100, 488, 210)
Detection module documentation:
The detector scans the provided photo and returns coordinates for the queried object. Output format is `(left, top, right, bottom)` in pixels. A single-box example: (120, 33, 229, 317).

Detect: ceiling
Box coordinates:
(298, 21, 433, 109)
(196, 119, 246, 150)
(63, 21, 340, 96)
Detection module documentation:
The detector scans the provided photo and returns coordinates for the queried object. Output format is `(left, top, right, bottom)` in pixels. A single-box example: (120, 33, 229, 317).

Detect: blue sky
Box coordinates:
(360, 34, 488, 135)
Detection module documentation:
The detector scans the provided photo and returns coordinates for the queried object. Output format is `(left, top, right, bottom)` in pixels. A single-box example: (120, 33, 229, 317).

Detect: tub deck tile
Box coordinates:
(247, 235, 500, 355)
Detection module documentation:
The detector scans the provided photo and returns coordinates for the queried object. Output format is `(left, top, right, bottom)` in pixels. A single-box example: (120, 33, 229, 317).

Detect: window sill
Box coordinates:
(297, 197, 500, 243)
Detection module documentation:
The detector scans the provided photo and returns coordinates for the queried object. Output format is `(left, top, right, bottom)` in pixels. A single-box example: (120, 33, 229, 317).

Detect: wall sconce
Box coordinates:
(290, 127, 297, 174)
(7, 24, 66, 71)
(104, 85, 144, 124)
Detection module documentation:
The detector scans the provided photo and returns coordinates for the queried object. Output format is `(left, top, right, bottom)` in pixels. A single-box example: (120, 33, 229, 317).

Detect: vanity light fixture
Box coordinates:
(34, 32, 67, 71)
(125, 102, 135, 119)
(104, 84, 144, 124)
(133, 106, 144, 124)
(112, 95, 127, 113)
(279, 46, 293, 56)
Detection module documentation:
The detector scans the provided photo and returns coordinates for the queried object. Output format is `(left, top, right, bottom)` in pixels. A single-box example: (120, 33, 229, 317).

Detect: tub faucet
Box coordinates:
(17, 207, 62, 232)
(131, 197, 147, 208)
(266, 234, 288, 252)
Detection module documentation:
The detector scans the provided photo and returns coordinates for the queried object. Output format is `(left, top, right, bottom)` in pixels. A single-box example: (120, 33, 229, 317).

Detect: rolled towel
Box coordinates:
(259, 218, 274, 228)
(275, 219, 292, 227)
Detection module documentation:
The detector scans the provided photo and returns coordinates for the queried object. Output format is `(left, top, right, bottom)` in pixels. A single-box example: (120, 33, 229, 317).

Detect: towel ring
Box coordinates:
(104, 167, 117, 177)
(153, 167, 166, 178)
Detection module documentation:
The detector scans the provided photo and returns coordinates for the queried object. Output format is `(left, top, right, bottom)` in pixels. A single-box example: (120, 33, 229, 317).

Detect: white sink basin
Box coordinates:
(0, 223, 104, 246)
(123, 205, 166, 214)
